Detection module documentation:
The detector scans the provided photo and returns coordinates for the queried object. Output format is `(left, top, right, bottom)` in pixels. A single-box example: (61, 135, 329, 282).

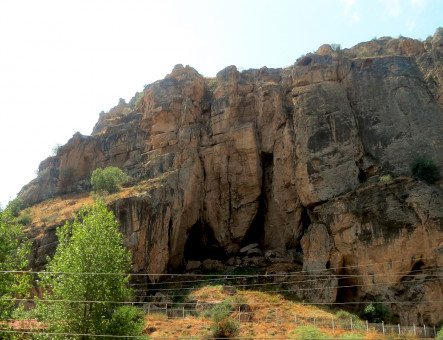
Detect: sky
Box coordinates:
(0, 0, 442, 207)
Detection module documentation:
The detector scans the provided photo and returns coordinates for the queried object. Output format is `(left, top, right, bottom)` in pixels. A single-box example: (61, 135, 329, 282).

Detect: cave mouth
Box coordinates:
(240, 152, 273, 247)
(336, 261, 358, 303)
(401, 260, 425, 282)
(184, 221, 225, 261)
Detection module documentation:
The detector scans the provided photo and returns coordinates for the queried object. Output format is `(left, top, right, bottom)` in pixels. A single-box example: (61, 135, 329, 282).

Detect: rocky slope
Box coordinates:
(20, 29, 443, 325)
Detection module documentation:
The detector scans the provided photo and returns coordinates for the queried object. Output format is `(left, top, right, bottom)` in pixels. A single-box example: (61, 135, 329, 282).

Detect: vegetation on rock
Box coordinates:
(37, 201, 143, 337)
(411, 156, 440, 184)
(91, 166, 129, 193)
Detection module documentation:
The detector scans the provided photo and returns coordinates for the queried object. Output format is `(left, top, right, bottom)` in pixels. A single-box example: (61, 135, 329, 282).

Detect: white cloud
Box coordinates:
(378, 0, 401, 17)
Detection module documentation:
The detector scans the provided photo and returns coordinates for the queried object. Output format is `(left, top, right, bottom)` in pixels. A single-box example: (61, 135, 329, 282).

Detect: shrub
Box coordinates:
(336, 310, 365, 330)
(106, 306, 144, 336)
(361, 303, 391, 323)
(91, 166, 129, 193)
(16, 212, 32, 226)
(211, 318, 240, 338)
(379, 174, 393, 184)
(289, 325, 328, 339)
(331, 43, 341, 52)
(436, 328, 443, 340)
(207, 300, 240, 338)
(5, 198, 24, 217)
(411, 156, 440, 184)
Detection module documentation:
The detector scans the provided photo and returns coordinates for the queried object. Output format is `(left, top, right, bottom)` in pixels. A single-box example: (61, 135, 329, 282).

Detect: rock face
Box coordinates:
(20, 30, 443, 324)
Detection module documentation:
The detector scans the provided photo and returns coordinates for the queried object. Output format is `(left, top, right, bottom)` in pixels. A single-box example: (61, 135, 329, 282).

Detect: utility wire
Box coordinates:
(0, 256, 438, 277)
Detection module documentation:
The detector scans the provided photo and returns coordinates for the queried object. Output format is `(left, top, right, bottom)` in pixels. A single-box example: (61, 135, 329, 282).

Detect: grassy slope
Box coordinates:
(144, 285, 391, 339)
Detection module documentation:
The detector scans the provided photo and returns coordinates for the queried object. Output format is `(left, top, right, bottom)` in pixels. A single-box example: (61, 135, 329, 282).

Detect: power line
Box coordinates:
(1, 256, 438, 277)
(127, 269, 442, 292)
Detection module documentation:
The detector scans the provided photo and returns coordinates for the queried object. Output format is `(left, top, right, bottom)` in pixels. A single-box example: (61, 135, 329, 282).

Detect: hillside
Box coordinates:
(17, 29, 443, 325)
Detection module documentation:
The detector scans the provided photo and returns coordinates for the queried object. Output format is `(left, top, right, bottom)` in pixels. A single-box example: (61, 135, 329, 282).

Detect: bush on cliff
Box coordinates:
(91, 166, 129, 193)
(411, 156, 440, 184)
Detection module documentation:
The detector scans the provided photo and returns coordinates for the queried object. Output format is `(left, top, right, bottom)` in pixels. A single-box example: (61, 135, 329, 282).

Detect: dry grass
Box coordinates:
(144, 286, 394, 339)
(25, 172, 174, 238)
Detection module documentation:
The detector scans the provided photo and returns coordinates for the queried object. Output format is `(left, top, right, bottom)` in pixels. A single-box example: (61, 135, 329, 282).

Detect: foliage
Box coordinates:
(379, 174, 393, 184)
(208, 78, 218, 92)
(204, 300, 233, 320)
(411, 156, 440, 184)
(339, 333, 364, 340)
(0, 210, 31, 320)
(331, 43, 341, 52)
(91, 166, 129, 193)
(5, 197, 25, 217)
(336, 310, 366, 330)
(134, 92, 144, 108)
(289, 325, 328, 339)
(206, 300, 240, 338)
(16, 210, 32, 226)
(211, 318, 240, 338)
(436, 328, 443, 340)
(360, 303, 391, 323)
(52, 143, 61, 156)
(106, 305, 145, 337)
(37, 201, 143, 337)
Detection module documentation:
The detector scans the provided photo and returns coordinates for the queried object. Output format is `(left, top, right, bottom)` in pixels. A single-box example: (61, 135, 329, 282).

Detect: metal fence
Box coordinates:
(142, 302, 439, 338)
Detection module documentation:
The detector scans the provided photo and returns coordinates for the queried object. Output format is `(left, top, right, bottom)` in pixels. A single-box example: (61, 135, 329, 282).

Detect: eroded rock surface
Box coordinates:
(20, 30, 443, 324)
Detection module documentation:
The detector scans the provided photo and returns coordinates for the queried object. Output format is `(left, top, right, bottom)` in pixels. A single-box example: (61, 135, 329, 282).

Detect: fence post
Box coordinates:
(366, 320, 369, 332)
(182, 306, 185, 318)
(350, 317, 353, 330)
(165, 303, 168, 317)
(332, 318, 335, 331)
(434, 326, 436, 338)
(294, 313, 297, 324)
(238, 306, 241, 322)
(314, 317, 316, 326)
(148, 303, 150, 315)
(413, 323, 416, 335)
(382, 321, 385, 334)
(424, 324, 426, 337)
(398, 324, 400, 335)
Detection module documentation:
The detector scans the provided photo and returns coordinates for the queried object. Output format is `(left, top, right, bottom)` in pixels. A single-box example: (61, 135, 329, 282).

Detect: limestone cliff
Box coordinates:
(20, 29, 443, 325)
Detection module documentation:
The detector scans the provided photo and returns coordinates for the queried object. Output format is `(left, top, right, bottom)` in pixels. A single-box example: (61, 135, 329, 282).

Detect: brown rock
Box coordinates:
(19, 34, 443, 324)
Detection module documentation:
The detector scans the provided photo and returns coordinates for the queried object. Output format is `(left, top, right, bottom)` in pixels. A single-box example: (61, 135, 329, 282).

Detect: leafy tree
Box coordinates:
(0, 208, 31, 320)
(38, 201, 143, 337)
(411, 156, 440, 184)
(91, 166, 129, 194)
(5, 197, 25, 217)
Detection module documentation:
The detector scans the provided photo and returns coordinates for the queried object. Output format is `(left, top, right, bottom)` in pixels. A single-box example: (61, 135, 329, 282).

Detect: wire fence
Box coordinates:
(1, 262, 442, 339)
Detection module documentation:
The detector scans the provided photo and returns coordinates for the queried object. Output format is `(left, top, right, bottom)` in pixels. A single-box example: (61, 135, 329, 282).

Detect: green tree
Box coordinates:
(411, 156, 440, 184)
(5, 197, 25, 217)
(0, 208, 31, 320)
(38, 201, 144, 338)
(91, 166, 129, 194)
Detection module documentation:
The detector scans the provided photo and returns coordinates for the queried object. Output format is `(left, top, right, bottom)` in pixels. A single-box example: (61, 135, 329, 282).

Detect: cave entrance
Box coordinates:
(336, 262, 358, 303)
(241, 152, 273, 247)
(184, 221, 225, 261)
